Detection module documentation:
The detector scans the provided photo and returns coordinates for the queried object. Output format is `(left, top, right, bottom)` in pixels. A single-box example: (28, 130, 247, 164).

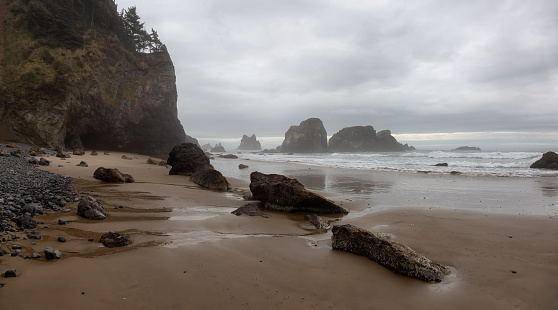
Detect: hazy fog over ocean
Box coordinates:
(115, 0, 558, 151)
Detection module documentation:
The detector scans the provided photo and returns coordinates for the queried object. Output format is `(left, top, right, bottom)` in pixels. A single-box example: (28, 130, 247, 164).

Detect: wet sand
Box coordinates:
(1, 151, 557, 309)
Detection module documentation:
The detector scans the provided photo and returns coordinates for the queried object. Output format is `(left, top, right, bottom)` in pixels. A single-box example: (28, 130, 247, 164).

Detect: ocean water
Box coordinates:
(236, 150, 558, 178)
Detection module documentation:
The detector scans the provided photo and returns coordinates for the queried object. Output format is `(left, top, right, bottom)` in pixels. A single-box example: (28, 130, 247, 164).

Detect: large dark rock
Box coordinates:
(249, 171, 348, 214)
(530, 151, 558, 170)
(328, 126, 415, 152)
(332, 224, 450, 282)
(77, 196, 107, 220)
(238, 134, 262, 150)
(93, 167, 134, 183)
(100, 231, 129, 248)
(281, 118, 328, 153)
(190, 169, 230, 191)
(167, 143, 214, 176)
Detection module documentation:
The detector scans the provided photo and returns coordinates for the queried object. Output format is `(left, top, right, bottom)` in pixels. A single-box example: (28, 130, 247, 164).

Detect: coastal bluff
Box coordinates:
(0, 0, 186, 157)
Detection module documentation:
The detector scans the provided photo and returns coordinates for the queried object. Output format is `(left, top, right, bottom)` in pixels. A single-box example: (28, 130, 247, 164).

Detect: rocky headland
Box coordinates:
(0, 0, 188, 157)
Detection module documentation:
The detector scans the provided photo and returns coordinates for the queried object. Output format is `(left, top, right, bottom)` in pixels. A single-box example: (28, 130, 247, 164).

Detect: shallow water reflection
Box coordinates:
(538, 177, 558, 197)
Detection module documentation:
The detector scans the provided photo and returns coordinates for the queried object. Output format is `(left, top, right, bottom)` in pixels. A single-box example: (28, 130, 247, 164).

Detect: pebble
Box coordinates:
(58, 237, 66, 243)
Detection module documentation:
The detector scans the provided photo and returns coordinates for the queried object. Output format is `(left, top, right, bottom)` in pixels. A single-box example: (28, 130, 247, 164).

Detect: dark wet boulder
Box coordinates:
(76, 161, 88, 167)
(39, 158, 50, 166)
(4, 270, 17, 278)
(530, 151, 558, 170)
(100, 231, 129, 248)
(332, 224, 450, 282)
(190, 169, 230, 191)
(16, 214, 37, 229)
(93, 167, 134, 183)
(304, 214, 330, 230)
(73, 149, 85, 156)
(239, 164, 249, 169)
(281, 118, 328, 153)
(218, 154, 238, 159)
(167, 143, 214, 176)
(238, 134, 262, 150)
(44, 246, 62, 260)
(231, 203, 268, 217)
(249, 171, 348, 214)
(77, 196, 107, 220)
(56, 150, 70, 158)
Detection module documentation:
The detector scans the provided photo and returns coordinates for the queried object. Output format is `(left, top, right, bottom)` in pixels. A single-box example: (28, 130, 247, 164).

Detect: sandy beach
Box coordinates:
(1, 151, 557, 309)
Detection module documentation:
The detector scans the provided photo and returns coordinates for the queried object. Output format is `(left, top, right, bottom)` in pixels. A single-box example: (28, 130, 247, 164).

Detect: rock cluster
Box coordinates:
(281, 118, 328, 153)
(0, 144, 77, 244)
(238, 134, 262, 150)
(530, 151, 558, 170)
(249, 171, 348, 214)
(332, 224, 450, 282)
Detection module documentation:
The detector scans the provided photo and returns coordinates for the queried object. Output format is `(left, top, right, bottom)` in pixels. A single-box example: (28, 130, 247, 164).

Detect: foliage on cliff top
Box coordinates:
(2, 0, 167, 105)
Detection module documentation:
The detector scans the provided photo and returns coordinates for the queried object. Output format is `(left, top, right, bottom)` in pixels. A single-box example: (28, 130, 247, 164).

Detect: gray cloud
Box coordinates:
(116, 0, 558, 149)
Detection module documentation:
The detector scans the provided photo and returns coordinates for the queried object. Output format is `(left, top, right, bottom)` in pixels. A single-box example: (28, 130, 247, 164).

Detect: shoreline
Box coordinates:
(1, 148, 557, 309)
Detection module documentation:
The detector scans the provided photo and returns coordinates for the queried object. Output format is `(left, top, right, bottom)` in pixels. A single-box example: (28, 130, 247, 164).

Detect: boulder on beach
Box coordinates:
(190, 169, 231, 191)
(100, 231, 129, 248)
(93, 167, 135, 183)
(239, 164, 249, 169)
(77, 196, 107, 220)
(249, 171, 348, 214)
(44, 246, 62, 260)
(332, 224, 450, 282)
(16, 214, 37, 229)
(73, 149, 85, 156)
(530, 151, 558, 170)
(238, 134, 262, 150)
(304, 214, 330, 230)
(167, 143, 214, 176)
(281, 118, 328, 153)
(231, 203, 268, 217)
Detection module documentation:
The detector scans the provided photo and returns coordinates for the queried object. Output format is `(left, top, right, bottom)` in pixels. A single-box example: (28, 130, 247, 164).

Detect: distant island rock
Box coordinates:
(210, 143, 226, 152)
(0, 0, 188, 157)
(200, 143, 212, 151)
(530, 151, 558, 170)
(453, 146, 481, 151)
(281, 118, 328, 153)
(328, 126, 415, 152)
(238, 134, 262, 150)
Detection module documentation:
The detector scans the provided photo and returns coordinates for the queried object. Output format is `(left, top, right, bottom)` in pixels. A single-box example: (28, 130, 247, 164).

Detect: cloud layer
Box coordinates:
(116, 0, 558, 149)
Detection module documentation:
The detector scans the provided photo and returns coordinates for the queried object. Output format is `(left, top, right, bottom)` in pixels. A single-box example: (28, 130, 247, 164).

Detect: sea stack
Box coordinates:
(238, 134, 262, 150)
(281, 118, 328, 153)
(328, 125, 415, 152)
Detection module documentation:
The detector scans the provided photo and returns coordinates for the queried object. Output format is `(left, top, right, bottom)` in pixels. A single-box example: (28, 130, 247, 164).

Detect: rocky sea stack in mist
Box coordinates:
(238, 134, 261, 150)
(530, 151, 558, 170)
(0, 0, 188, 156)
(329, 126, 415, 152)
(281, 118, 414, 153)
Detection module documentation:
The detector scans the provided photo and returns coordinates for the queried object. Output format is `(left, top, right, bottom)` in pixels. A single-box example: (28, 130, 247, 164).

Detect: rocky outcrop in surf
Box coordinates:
(238, 134, 262, 150)
(530, 151, 558, 170)
(281, 118, 328, 153)
(328, 126, 414, 152)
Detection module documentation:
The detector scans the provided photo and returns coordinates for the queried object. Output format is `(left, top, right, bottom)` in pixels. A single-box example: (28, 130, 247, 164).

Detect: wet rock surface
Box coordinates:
(530, 151, 558, 170)
(249, 171, 348, 214)
(100, 231, 129, 248)
(231, 204, 268, 217)
(190, 169, 230, 191)
(332, 224, 450, 282)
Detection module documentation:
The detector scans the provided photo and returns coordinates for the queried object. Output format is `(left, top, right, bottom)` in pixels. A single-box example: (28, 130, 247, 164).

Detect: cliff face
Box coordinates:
(0, 0, 186, 156)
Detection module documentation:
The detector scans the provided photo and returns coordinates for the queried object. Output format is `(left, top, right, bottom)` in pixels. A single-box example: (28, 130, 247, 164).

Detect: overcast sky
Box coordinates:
(116, 0, 558, 150)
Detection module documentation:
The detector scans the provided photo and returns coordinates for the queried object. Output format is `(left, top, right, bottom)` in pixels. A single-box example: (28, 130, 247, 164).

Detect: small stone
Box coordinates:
(57, 237, 66, 243)
(58, 219, 66, 225)
(88, 238, 95, 242)
(32, 253, 41, 259)
(44, 246, 62, 260)
(4, 270, 16, 278)
(11, 245, 22, 250)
